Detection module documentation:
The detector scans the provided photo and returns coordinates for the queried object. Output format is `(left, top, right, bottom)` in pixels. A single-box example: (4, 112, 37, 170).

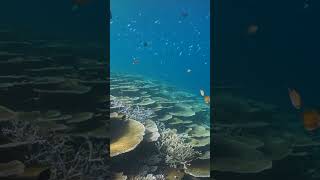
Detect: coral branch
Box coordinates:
(156, 128, 201, 168)
(1, 118, 110, 180)
(111, 98, 154, 123)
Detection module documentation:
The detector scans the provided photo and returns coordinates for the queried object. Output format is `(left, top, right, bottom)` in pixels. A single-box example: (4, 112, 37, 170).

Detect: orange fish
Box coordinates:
(303, 110, 320, 131)
(248, 24, 259, 35)
(288, 88, 302, 109)
(200, 89, 210, 104)
(204, 96, 210, 104)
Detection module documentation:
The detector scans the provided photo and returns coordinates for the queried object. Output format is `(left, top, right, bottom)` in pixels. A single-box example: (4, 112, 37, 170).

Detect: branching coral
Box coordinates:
(156, 128, 201, 169)
(1, 118, 110, 180)
(111, 98, 154, 123)
(112, 98, 200, 169)
(131, 174, 165, 180)
(26, 136, 109, 180)
(1, 118, 44, 143)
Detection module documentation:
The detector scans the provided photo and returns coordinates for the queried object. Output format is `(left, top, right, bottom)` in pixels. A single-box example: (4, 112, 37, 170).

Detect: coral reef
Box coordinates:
(131, 174, 166, 180)
(111, 98, 154, 123)
(2, 116, 44, 144)
(110, 73, 210, 178)
(156, 128, 201, 169)
(1, 117, 109, 180)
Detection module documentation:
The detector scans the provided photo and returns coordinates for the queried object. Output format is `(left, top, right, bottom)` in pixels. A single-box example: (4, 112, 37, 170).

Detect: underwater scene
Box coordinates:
(213, 0, 320, 180)
(0, 1, 110, 180)
(110, 0, 210, 179)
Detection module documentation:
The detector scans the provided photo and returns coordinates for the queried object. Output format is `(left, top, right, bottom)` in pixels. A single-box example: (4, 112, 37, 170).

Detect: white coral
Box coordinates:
(132, 174, 165, 180)
(156, 128, 200, 168)
(111, 98, 154, 123)
(1, 118, 110, 180)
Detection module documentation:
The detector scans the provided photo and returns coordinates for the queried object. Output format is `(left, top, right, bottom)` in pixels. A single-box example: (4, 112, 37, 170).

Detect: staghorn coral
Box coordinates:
(131, 174, 166, 180)
(111, 98, 154, 123)
(156, 128, 200, 169)
(1, 117, 44, 143)
(1, 118, 110, 180)
(26, 136, 109, 180)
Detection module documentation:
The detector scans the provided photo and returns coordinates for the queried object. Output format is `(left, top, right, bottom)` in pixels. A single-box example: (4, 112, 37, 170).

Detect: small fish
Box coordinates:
(154, 20, 160, 24)
(200, 89, 204, 97)
(200, 89, 205, 96)
(187, 69, 192, 73)
(180, 11, 189, 19)
(132, 58, 140, 65)
(72, 0, 90, 11)
(288, 88, 302, 109)
(303, 110, 320, 131)
(200, 89, 210, 104)
(204, 96, 210, 104)
(248, 24, 259, 35)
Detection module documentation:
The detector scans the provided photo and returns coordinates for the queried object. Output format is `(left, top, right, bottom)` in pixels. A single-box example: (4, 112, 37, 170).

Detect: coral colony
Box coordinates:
(156, 128, 201, 169)
(110, 73, 210, 179)
(111, 98, 154, 123)
(0, 73, 210, 179)
(1, 116, 109, 180)
(111, 98, 200, 169)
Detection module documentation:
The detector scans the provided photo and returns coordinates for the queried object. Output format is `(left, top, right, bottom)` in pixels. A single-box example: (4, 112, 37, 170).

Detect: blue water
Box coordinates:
(213, 1, 320, 180)
(0, 1, 107, 42)
(214, 0, 320, 108)
(111, 0, 210, 95)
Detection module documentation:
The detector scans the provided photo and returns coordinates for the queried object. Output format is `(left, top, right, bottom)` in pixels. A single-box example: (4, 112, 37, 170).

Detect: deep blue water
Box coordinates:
(214, 1, 320, 179)
(0, 0, 107, 43)
(214, 0, 320, 108)
(111, 0, 210, 95)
